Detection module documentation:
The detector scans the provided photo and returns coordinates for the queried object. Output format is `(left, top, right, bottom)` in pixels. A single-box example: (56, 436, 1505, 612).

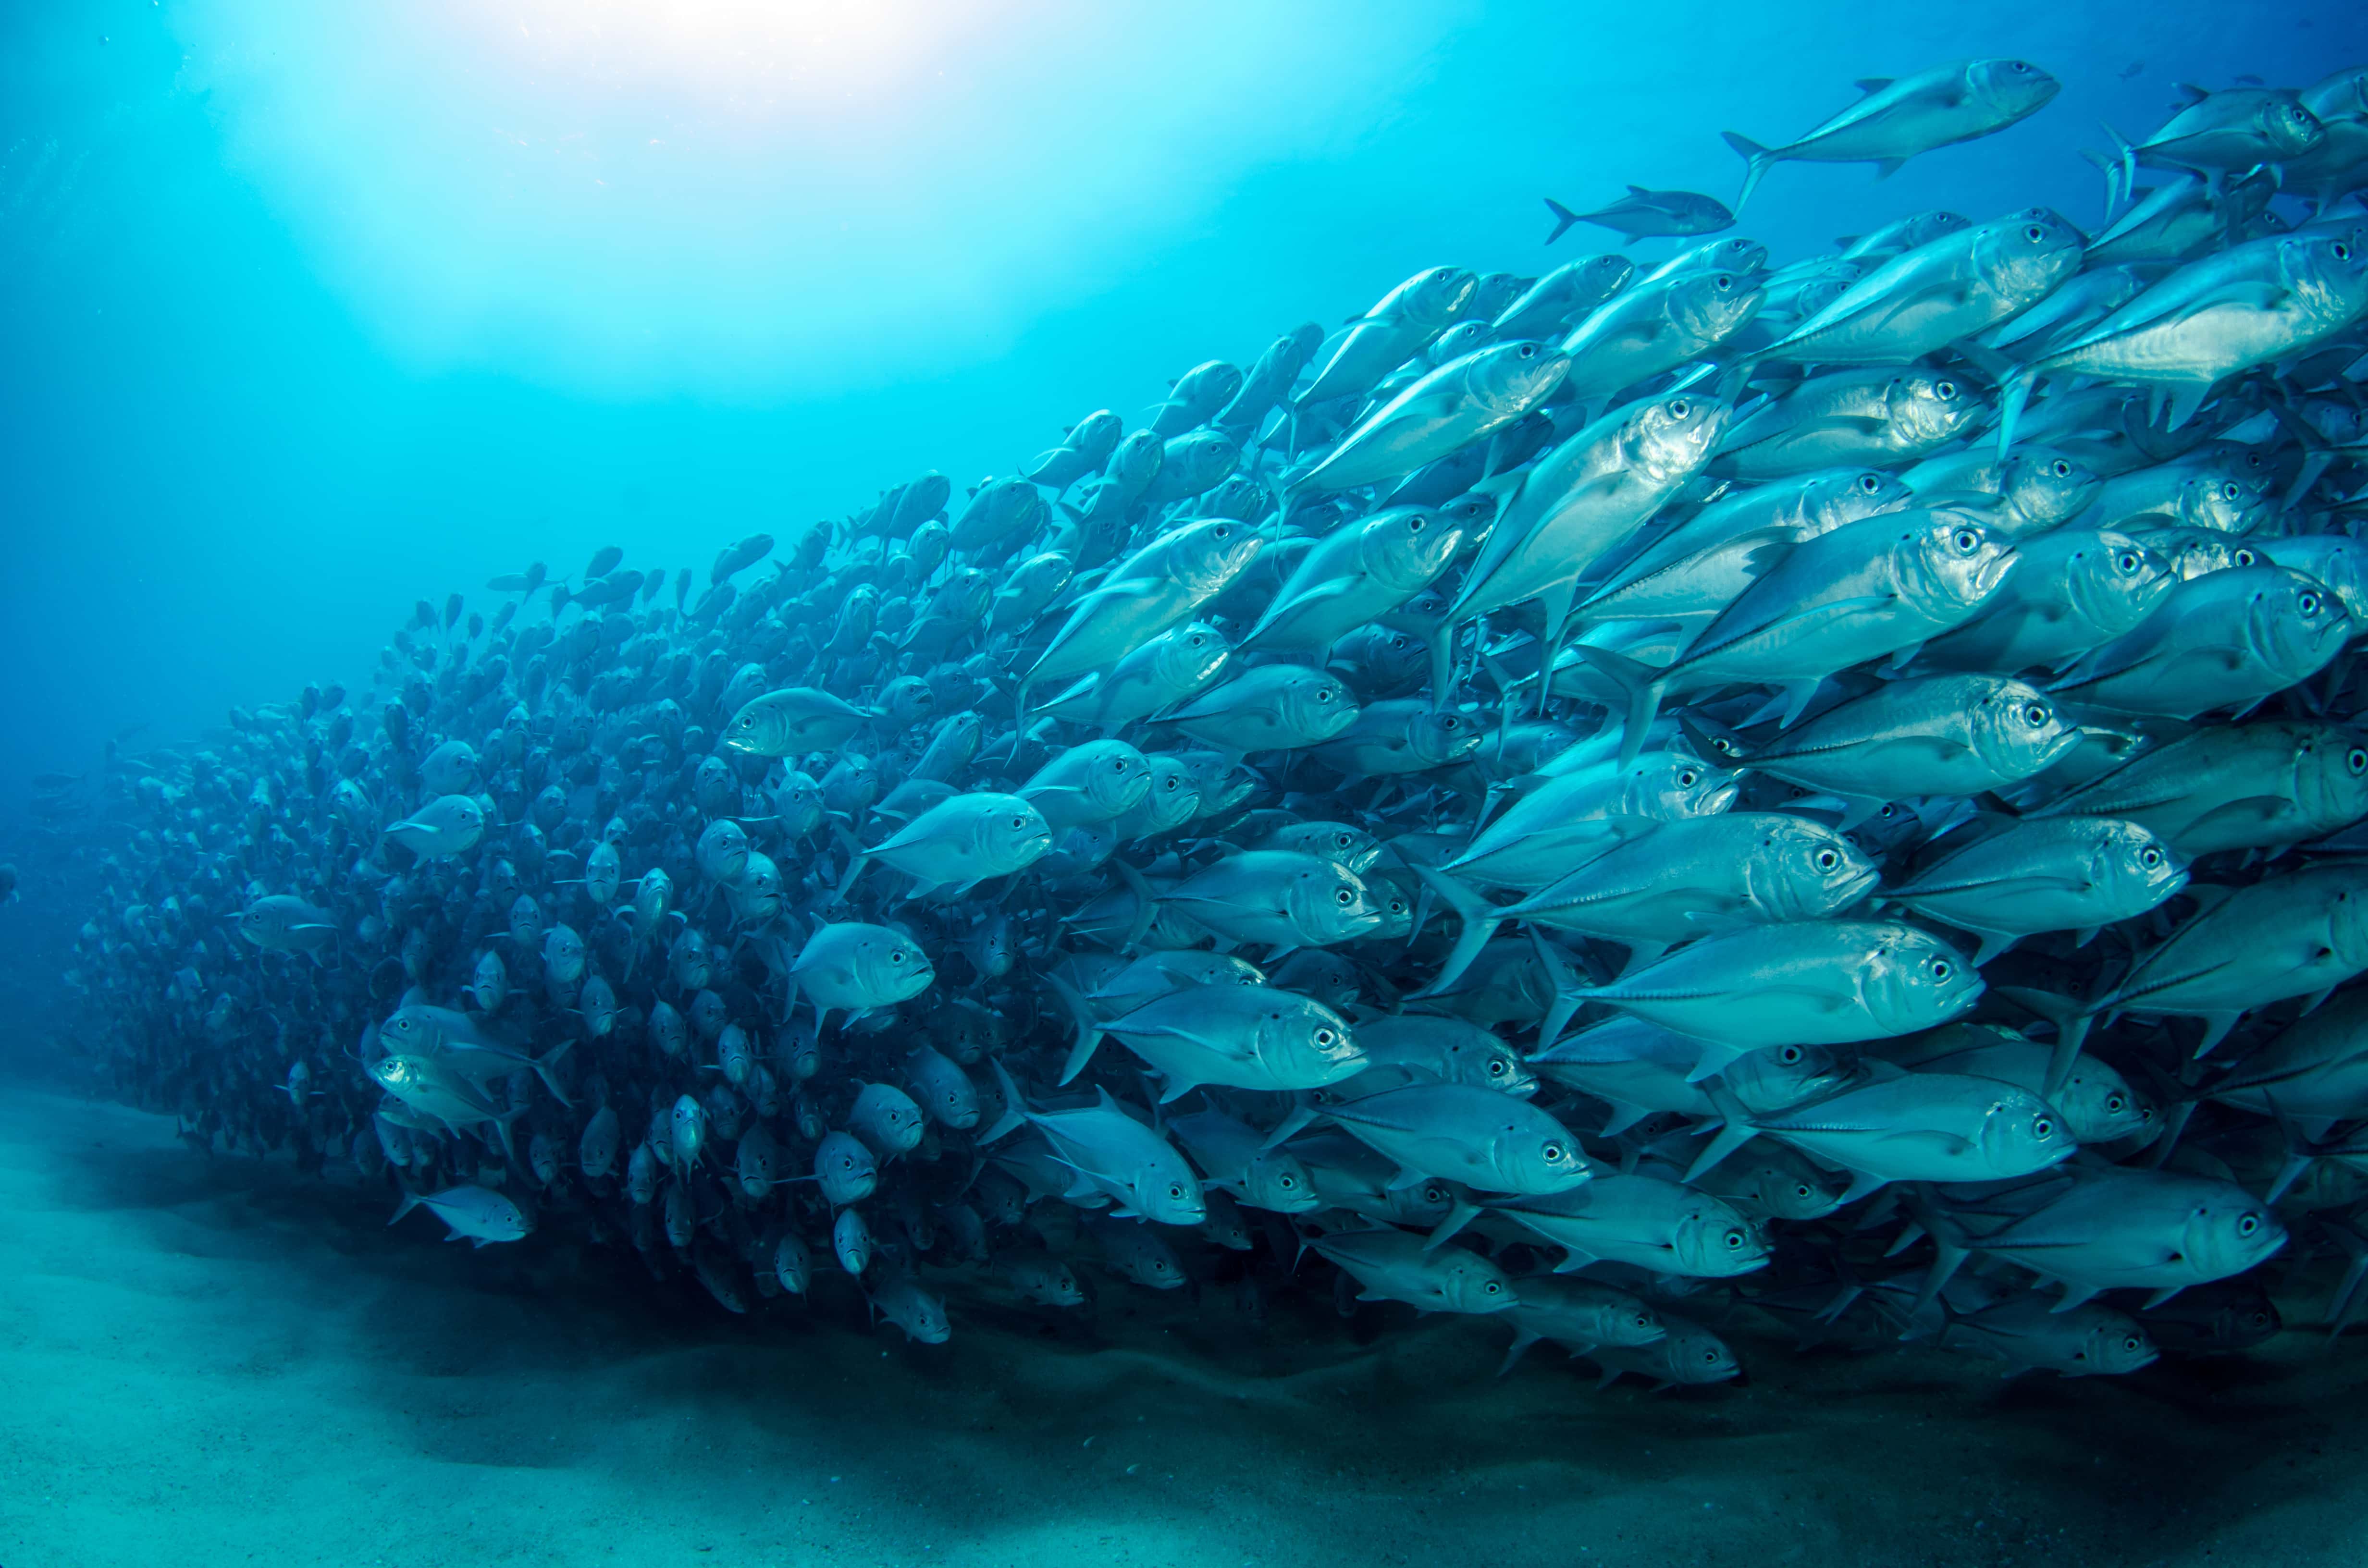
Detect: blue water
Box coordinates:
(0, 0, 2353, 824)
(9, 11, 2368, 1566)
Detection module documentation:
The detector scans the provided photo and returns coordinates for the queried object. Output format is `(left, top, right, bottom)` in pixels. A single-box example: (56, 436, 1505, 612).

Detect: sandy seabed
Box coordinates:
(2, 1078, 2365, 1568)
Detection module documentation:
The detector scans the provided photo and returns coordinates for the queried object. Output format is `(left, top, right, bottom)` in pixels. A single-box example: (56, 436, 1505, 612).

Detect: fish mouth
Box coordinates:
(1831, 867, 1883, 908)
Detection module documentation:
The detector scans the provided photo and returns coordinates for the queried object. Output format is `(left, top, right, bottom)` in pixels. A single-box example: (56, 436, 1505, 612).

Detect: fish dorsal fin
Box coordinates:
(1855, 77, 1894, 94)
(1626, 184, 1650, 196)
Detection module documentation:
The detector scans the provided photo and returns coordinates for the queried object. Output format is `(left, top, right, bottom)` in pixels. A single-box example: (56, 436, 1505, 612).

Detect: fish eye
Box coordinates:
(1334, 888, 1354, 905)
(1795, 1183, 1814, 1200)
(2033, 1115, 2055, 1139)
(1668, 398, 1691, 418)
(1012, 817, 1029, 829)
(1483, 1279, 1503, 1295)
(2239, 1213, 2260, 1236)
(2336, 242, 2353, 262)
(2350, 747, 2368, 775)
(2106, 1093, 2127, 1114)
(2023, 703, 2050, 726)
(2123, 1335, 2144, 1354)
(1778, 1044, 1803, 1065)
(1277, 1172, 1297, 1189)
(1677, 768, 1699, 787)
(1724, 1230, 1746, 1250)
(1111, 758, 1128, 772)
(2051, 459, 2072, 478)
(1407, 516, 1425, 532)
(1212, 525, 1232, 538)
(2302, 591, 2323, 616)
(1542, 1142, 1567, 1163)
(1518, 343, 1537, 358)
(2024, 225, 2044, 242)
(1931, 958, 1954, 981)
(1434, 269, 1453, 282)
(889, 950, 905, 964)
(1169, 1183, 1186, 1199)
(1442, 715, 1460, 730)
(1952, 528, 1980, 553)
(1314, 1028, 1336, 1046)
(2116, 551, 2139, 572)
(1855, 473, 1881, 494)
(2236, 548, 2257, 566)
(2221, 482, 2241, 502)
(1315, 688, 1333, 701)
(1815, 848, 1839, 870)
(1487, 1059, 1506, 1077)
(1936, 380, 1958, 400)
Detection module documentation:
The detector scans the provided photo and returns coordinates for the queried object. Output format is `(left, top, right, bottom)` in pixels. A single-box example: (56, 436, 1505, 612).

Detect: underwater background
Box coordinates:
(7, 3, 2368, 1567)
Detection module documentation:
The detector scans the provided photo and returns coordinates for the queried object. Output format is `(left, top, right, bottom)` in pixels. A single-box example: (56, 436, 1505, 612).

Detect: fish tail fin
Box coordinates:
(1112, 858, 1159, 950)
(2098, 120, 2134, 210)
(388, 1189, 422, 1228)
(1899, 1187, 1971, 1325)
(1496, 1329, 1542, 1378)
(1407, 865, 1504, 999)
(1542, 197, 1583, 245)
(981, 1056, 1028, 1145)
(1684, 1081, 1760, 1183)
(1529, 929, 1592, 1049)
(1427, 614, 1461, 708)
(1995, 367, 2036, 459)
(2324, 1218, 2368, 1342)
(1048, 973, 1104, 1085)
(1261, 1096, 1320, 1151)
(1424, 1198, 1481, 1252)
(1994, 986, 2095, 1100)
(1570, 645, 1665, 769)
(532, 1039, 575, 1108)
(1721, 131, 1772, 212)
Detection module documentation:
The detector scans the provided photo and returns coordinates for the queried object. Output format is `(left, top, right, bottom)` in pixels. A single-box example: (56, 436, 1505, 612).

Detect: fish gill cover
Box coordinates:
(11, 8, 2368, 1408)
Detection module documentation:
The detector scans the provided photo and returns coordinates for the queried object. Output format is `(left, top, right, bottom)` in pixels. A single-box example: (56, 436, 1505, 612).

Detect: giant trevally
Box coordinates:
(1542, 187, 1734, 245)
(1998, 226, 2368, 443)
(1724, 59, 2062, 208)
(1917, 530, 2175, 674)
(1581, 510, 2018, 760)
(1289, 342, 1570, 498)
(1760, 208, 2085, 364)
(1566, 920, 1984, 1077)
(1884, 816, 2189, 965)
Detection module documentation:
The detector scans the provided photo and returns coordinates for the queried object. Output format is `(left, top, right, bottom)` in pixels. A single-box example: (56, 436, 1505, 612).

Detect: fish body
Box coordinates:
(1724, 60, 2062, 208)
(1543, 187, 1733, 245)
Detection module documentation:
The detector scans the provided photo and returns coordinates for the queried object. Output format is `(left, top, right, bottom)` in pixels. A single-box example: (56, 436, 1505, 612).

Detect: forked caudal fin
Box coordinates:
(1720, 131, 1773, 212)
(1571, 644, 1669, 769)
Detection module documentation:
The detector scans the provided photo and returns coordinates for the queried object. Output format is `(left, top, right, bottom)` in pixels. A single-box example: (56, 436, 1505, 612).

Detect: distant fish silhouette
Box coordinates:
(1542, 187, 1734, 245)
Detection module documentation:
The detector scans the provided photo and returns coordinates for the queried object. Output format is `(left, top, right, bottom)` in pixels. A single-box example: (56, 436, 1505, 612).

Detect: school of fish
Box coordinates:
(47, 61, 2368, 1387)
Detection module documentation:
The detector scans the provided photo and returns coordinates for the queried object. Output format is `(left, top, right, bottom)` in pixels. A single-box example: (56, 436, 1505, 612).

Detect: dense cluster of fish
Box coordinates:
(50, 61, 2368, 1388)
